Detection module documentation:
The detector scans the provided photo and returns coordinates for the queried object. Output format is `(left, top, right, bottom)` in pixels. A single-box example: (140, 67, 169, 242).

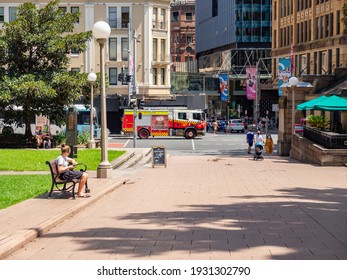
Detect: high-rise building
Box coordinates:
(195, 0, 273, 119)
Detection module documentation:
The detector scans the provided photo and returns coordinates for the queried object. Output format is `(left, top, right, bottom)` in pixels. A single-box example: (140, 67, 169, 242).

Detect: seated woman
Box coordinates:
(56, 144, 89, 198)
(43, 132, 52, 149)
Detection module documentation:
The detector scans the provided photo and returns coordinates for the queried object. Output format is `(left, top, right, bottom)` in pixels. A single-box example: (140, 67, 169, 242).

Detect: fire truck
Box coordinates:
(122, 108, 206, 139)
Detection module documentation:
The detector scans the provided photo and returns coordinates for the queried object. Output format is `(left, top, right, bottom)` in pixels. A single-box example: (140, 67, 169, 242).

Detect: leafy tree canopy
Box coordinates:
(0, 0, 92, 137)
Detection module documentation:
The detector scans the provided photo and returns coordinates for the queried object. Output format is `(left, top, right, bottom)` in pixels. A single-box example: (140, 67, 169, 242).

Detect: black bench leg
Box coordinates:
(48, 183, 54, 198)
(72, 182, 76, 199)
(85, 181, 90, 193)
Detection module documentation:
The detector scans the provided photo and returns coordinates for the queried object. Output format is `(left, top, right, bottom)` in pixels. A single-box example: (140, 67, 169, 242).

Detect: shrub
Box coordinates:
(78, 131, 90, 145)
(306, 115, 330, 130)
(53, 130, 66, 145)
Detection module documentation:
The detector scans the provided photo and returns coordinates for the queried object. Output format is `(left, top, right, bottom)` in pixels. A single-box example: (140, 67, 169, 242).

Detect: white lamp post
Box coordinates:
(87, 72, 97, 149)
(289, 76, 299, 135)
(93, 21, 112, 178)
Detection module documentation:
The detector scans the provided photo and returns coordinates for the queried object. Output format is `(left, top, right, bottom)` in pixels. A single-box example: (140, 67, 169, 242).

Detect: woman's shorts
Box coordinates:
(59, 170, 83, 181)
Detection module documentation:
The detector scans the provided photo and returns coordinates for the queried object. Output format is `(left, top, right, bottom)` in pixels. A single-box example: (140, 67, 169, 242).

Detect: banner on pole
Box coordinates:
(219, 74, 229, 102)
(246, 67, 257, 100)
(278, 58, 291, 96)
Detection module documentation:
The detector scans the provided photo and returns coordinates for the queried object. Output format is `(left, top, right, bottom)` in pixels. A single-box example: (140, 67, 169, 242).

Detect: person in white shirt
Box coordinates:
(254, 130, 263, 144)
(56, 144, 89, 198)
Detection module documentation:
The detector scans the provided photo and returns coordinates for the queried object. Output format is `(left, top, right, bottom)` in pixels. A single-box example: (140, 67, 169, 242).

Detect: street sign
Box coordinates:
(152, 146, 167, 167)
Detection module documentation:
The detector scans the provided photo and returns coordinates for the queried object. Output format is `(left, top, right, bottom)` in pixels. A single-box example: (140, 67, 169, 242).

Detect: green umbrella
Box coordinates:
(313, 95, 347, 111)
(296, 95, 328, 110)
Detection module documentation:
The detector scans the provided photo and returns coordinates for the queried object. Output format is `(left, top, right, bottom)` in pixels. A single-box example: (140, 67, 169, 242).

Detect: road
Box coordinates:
(110, 131, 278, 157)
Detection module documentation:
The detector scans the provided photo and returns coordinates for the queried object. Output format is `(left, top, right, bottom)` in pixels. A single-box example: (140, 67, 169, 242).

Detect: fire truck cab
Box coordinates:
(122, 108, 206, 139)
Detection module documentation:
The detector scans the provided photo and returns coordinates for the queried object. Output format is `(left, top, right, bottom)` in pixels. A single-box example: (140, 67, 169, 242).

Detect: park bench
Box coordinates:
(46, 160, 89, 199)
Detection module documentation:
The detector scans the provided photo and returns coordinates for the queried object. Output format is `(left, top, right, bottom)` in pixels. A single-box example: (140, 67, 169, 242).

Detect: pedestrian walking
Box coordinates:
(212, 120, 219, 135)
(254, 130, 263, 144)
(265, 133, 274, 158)
(246, 128, 254, 154)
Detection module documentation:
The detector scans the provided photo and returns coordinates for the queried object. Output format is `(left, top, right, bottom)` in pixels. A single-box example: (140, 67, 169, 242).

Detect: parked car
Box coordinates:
(229, 119, 245, 133)
(217, 120, 228, 132)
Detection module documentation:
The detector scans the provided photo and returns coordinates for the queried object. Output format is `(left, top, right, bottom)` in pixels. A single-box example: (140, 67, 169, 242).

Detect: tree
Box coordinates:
(0, 0, 92, 137)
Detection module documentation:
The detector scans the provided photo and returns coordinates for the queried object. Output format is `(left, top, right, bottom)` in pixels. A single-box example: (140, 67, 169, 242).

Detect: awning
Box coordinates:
(297, 95, 347, 111)
(314, 95, 347, 111)
(296, 95, 328, 110)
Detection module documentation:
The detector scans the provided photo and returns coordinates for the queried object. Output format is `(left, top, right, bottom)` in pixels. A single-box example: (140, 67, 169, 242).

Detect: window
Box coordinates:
(121, 7, 129, 28)
(193, 113, 203, 120)
(121, 38, 128, 61)
(109, 68, 118, 85)
(71, 7, 79, 23)
(0, 7, 4, 23)
(172, 11, 179, 22)
(186, 12, 192, 21)
(178, 112, 187, 120)
(71, 49, 79, 55)
(186, 35, 192, 44)
(160, 39, 165, 61)
(152, 68, 157, 85)
(58, 7, 67, 14)
(153, 8, 157, 28)
(160, 68, 165, 85)
(109, 7, 117, 28)
(9, 7, 17, 22)
(70, 68, 80, 74)
(212, 0, 218, 17)
(109, 38, 117, 61)
(153, 38, 158, 61)
(160, 9, 166, 29)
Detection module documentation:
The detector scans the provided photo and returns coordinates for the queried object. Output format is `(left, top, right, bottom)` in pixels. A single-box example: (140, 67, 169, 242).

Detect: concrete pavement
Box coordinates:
(1, 152, 347, 260)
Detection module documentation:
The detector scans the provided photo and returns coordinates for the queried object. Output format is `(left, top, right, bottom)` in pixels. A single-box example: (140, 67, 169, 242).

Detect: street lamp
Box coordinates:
(93, 21, 112, 178)
(87, 72, 97, 149)
(289, 76, 299, 135)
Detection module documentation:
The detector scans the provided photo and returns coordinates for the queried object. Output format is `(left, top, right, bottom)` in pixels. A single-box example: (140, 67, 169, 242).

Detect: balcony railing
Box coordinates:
(303, 126, 347, 149)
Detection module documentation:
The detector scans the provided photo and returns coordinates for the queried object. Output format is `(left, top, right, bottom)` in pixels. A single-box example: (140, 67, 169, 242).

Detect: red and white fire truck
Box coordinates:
(122, 108, 206, 139)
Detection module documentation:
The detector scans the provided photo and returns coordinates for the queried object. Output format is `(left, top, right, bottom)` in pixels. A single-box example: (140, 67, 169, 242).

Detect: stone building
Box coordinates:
(0, 0, 172, 133)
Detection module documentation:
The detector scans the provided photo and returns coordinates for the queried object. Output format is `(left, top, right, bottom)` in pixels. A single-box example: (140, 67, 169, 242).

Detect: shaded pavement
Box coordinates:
(1, 154, 347, 260)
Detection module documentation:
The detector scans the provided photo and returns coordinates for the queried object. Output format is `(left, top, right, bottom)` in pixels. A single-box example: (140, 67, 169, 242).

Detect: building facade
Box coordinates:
(0, 0, 172, 133)
(170, 0, 196, 65)
(0, 0, 172, 98)
(272, 0, 347, 79)
(195, 0, 273, 119)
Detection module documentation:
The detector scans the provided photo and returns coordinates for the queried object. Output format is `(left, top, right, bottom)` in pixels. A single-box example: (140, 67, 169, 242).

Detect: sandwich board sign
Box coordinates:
(152, 146, 167, 167)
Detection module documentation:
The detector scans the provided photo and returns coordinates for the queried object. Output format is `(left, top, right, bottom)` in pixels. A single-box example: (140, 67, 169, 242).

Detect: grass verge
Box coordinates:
(0, 175, 51, 209)
(0, 149, 126, 209)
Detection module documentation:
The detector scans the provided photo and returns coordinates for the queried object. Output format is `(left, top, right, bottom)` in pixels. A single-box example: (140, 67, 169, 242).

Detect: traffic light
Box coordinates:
(126, 74, 132, 83)
(137, 99, 145, 109)
(227, 99, 231, 106)
(117, 73, 124, 82)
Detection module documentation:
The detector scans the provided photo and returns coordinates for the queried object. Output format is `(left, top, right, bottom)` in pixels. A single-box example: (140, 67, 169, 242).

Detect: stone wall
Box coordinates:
(291, 134, 347, 166)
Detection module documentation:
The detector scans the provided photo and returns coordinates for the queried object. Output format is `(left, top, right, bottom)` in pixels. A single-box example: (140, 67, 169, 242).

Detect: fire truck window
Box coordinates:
(192, 113, 202, 120)
(178, 112, 187, 120)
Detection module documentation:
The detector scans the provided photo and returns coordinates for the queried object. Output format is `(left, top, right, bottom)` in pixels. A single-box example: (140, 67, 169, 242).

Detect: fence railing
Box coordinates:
(303, 126, 347, 149)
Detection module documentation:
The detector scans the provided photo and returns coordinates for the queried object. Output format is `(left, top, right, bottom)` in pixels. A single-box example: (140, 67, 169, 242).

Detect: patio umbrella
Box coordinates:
(313, 95, 347, 111)
(296, 95, 328, 110)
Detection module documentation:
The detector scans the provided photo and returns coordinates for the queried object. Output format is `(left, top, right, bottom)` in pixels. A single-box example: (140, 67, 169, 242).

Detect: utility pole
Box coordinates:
(133, 29, 138, 96)
(127, 23, 132, 106)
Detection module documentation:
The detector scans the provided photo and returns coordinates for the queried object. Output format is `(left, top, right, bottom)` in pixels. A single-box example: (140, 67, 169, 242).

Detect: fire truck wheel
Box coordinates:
(138, 128, 150, 139)
(184, 129, 196, 139)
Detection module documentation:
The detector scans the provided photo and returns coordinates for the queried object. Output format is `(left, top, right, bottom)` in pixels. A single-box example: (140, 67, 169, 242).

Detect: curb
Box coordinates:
(0, 177, 129, 260)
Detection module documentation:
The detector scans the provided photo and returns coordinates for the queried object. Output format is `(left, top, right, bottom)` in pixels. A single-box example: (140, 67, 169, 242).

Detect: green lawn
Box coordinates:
(0, 149, 125, 209)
